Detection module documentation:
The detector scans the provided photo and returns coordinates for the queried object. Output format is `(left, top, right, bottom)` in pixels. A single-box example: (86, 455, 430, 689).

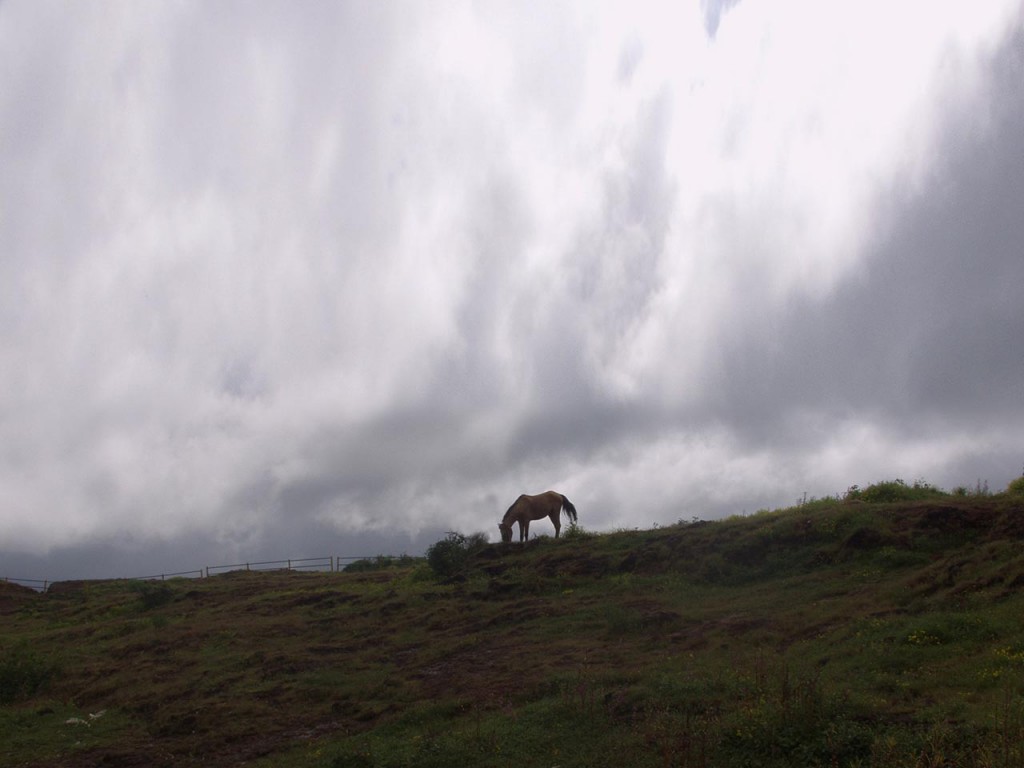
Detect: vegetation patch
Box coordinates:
(425, 531, 488, 581)
(0, 645, 59, 705)
(4, 482, 1024, 766)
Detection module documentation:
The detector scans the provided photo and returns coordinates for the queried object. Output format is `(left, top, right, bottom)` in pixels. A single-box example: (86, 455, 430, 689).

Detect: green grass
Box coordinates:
(3, 490, 1024, 766)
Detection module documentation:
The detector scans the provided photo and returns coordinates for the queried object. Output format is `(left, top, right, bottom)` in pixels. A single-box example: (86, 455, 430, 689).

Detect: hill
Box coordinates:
(3, 488, 1024, 767)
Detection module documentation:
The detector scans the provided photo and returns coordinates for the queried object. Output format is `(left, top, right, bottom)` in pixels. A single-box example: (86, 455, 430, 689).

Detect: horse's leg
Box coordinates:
(552, 511, 561, 538)
(522, 520, 530, 542)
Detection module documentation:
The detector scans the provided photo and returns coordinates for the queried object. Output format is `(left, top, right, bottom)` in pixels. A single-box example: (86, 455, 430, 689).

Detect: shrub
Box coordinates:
(129, 580, 174, 611)
(857, 479, 946, 503)
(952, 480, 991, 496)
(343, 555, 418, 573)
(425, 531, 488, 581)
(0, 645, 58, 704)
(1006, 476, 1024, 496)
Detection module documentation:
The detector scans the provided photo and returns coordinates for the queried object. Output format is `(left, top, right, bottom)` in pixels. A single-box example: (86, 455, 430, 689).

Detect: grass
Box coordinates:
(3, 484, 1024, 766)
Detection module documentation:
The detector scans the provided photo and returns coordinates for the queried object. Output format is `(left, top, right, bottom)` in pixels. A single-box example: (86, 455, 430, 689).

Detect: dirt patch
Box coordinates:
(286, 590, 359, 608)
(413, 644, 522, 703)
(44, 579, 95, 595)
(50, 744, 164, 768)
(535, 550, 613, 577)
(413, 635, 589, 707)
(843, 527, 887, 550)
(993, 506, 1024, 539)
(616, 547, 674, 574)
(918, 505, 990, 534)
(668, 614, 774, 651)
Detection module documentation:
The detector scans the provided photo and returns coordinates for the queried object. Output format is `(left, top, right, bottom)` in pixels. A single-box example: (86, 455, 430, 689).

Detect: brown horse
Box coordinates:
(498, 491, 578, 543)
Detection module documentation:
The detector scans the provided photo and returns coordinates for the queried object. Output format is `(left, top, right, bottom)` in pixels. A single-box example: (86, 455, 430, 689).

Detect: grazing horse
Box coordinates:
(498, 491, 578, 543)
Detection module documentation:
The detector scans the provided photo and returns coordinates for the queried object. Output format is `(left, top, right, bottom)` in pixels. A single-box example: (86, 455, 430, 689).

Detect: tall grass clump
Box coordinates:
(562, 521, 596, 541)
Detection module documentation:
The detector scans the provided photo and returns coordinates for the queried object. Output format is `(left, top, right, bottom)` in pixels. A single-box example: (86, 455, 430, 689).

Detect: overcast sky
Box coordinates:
(3, 1, 1023, 582)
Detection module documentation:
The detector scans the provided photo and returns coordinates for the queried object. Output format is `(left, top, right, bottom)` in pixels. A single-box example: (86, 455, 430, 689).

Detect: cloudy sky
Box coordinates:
(3, 1, 1023, 581)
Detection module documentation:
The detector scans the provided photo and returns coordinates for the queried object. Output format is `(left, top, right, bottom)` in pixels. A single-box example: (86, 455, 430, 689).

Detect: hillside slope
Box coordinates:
(3, 493, 1024, 767)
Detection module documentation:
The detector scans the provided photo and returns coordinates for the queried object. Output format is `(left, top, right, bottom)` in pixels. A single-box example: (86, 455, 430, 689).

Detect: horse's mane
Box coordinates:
(501, 495, 526, 525)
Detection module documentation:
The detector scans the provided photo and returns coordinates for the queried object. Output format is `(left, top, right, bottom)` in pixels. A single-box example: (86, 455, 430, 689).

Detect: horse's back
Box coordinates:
(509, 491, 570, 520)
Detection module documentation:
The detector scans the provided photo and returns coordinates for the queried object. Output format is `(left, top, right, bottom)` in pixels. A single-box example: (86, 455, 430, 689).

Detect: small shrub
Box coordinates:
(951, 480, 992, 497)
(343, 555, 418, 573)
(858, 479, 946, 503)
(129, 580, 174, 611)
(425, 531, 488, 581)
(129, 581, 175, 614)
(0, 646, 58, 704)
(1006, 476, 1024, 496)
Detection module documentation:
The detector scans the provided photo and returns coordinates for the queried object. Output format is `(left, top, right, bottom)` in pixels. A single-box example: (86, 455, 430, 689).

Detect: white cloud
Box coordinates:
(1, 1, 1022, 572)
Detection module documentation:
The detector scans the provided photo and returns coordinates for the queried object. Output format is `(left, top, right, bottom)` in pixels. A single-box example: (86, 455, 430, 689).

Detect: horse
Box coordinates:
(498, 491, 578, 543)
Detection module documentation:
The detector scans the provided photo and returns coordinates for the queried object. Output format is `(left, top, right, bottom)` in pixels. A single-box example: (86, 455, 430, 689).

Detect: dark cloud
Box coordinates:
(711, 22, 1024, 448)
(2, 3, 1023, 582)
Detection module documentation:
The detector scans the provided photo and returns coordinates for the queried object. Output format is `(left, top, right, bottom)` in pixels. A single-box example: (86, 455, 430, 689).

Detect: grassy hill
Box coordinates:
(4, 483, 1024, 767)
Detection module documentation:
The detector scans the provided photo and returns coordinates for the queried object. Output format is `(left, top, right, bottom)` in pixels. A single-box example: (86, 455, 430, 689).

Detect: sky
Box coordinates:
(2, 1, 1024, 582)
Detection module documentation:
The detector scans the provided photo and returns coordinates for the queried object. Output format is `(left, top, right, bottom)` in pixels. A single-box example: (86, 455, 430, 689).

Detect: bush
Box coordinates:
(1006, 476, 1024, 496)
(0, 646, 58, 704)
(129, 580, 175, 611)
(343, 555, 418, 573)
(425, 531, 488, 581)
(852, 479, 947, 504)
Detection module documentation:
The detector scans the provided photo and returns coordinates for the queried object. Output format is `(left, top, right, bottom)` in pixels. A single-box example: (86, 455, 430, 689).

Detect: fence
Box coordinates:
(130, 569, 206, 581)
(203, 556, 335, 577)
(3, 554, 409, 592)
(1, 576, 51, 592)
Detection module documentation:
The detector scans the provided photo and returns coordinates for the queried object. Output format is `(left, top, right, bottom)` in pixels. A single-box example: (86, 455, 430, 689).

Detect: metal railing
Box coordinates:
(132, 569, 205, 582)
(204, 556, 334, 577)
(2, 576, 50, 592)
(5, 554, 413, 591)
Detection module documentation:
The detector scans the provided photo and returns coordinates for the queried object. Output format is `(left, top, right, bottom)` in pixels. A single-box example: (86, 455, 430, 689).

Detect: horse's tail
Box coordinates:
(560, 494, 578, 523)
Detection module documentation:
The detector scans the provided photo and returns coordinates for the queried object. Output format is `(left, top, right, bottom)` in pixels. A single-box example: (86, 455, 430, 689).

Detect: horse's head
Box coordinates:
(498, 522, 513, 543)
